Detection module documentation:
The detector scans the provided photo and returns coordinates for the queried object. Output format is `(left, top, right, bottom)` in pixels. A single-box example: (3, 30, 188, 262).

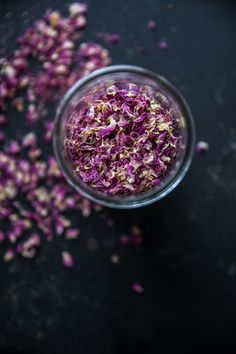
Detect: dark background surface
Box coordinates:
(0, 0, 236, 353)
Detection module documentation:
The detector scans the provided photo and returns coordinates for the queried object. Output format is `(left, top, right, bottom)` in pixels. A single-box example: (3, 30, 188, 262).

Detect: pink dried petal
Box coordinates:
(158, 39, 168, 49)
(119, 234, 130, 245)
(147, 20, 156, 30)
(3, 248, 15, 262)
(65, 228, 80, 239)
(62, 251, 74, 268)
(109, 34, 121, 44)
(22, 132, 37, 148)
(131, 283, 144, 293)
(81, 198, 92, 217)
(7, 140, 21, 154)
(12, 97, 25, 112)
(28, 147, 42, 160)
(195, 141, 209, 154)
(106, 218, 114, 227)
(0, 231, 5, 242)
(69, 3, 88, 16)
(0, 132, 5, 143)
(111, 254, 120, 265)
(0, 114, 7, 125)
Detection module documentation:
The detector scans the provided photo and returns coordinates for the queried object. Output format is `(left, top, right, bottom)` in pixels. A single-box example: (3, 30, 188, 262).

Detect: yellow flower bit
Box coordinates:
(144, 153, 154, 164)
(158, 122, 171, 131)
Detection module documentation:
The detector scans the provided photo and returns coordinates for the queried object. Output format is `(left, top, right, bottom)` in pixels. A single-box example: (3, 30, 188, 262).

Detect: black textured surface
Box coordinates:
(0, 1, 236, 354)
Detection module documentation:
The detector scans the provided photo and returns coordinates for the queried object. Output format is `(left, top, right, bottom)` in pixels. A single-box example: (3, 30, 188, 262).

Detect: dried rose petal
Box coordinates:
(0, 114, 7, 125)
(158, 39, 168, 49)
(0, 231, 5, 243)
(131, 283, 144, 293)
(3, 248, 15, 262)
(111, 254, 120, 265)
(7, 140, 21, 155)
(195, 141, 209, 154)
(62, 251, 74, 268)
(65, 228, 80, 239)
(106, 218, 114, 227)
(147, 20, 156, 30)
(69, 2, 88, 16)
(64, 82, 181, 196)
(0, 132, 5, 143)
(22, 132, 37, 148)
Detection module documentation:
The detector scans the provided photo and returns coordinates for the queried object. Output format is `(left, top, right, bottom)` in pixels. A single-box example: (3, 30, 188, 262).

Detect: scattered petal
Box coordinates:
(131, 283, 144, 293)
(111, 254, 120, 265)
(65, 228, 80, 239)
(195, 141, 209, 154)
(147, 20, 156, 30)
(62, 251, 74, 268)
(3, 248, 15, 262)
(158, 39, 168, 49)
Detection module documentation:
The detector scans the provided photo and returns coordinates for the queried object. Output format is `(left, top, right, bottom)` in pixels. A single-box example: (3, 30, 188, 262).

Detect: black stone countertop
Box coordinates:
(0, 1, 236, 353)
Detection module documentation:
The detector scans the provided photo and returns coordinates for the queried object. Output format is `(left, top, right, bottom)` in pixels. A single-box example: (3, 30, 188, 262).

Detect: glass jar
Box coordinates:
(53, 65, 195, 209)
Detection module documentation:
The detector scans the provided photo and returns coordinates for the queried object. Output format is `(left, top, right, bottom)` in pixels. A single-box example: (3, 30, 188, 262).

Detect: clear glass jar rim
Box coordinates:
(53, 65, 196, 209)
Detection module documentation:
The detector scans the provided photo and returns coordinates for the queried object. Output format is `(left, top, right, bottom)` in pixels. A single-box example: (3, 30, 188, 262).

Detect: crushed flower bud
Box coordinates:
(64, 82, 181, 196)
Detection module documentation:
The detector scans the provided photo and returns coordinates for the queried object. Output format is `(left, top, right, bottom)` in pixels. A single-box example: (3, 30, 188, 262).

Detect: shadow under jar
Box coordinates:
(53, 65, 195, 209)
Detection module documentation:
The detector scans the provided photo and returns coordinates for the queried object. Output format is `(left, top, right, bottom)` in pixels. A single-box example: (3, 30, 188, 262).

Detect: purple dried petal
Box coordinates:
(131, 283, 144, 293)
(3, 248, 15, 262)
(22, 132, 37, 148)
(7, 140, 21, 154)
(69, 3, 88, 16)
(195, 141, 209, 154)
(65, 228, 80, 239)
(0, 132, 5, 143)
(0, 231, 5, 243)
(106, 218, 114, 227)
(0, 114, 7, 125)
(158, 39, 168, 49)
(119, 234, 130, 245)
(147, 20, 156, 30)
(62, 251, 74, 268)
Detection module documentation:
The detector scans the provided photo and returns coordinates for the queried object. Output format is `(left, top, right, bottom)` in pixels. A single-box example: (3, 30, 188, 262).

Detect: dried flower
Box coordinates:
(196, 141, 209, 154)
(111, 254, 120, 265)
(64, 82, 181, 196)
(62, 251, 74, 268)
(97, 32, 121, 44)
(65, 228, 80, 239)
(3, 248, 15, 262)
(158, 39, 168, 49)
(147, 20, 156, 30)
(0, 114, 7, 125)
(131, 283, 144, 293)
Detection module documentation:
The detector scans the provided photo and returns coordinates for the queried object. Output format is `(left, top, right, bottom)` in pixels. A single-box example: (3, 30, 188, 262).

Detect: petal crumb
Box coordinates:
(62, 251, 74, 268)
(111, 254, 120, 265)
(158, 39, 168, 49)
(131, 283, 144, 293)
(65, 228, 80, 240)
(195, 141, 209, 154)
(3, 248, 15, 262)
(147, 20, 156, 30)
